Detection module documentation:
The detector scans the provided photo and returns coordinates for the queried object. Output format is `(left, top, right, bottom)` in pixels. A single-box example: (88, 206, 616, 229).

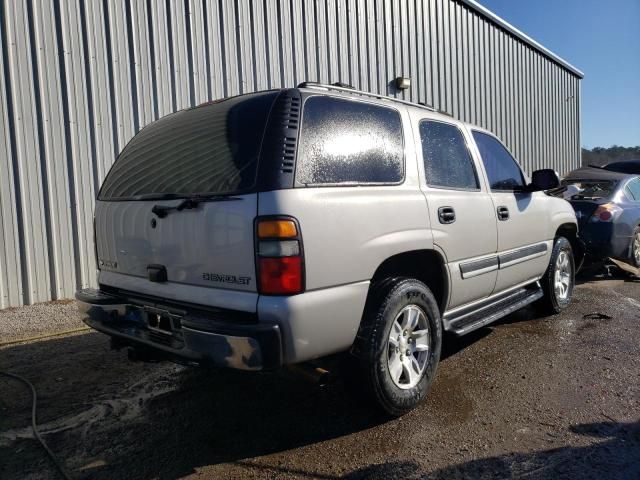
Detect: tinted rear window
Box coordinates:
(99, 91, 277, 200)
(296, 96, 404, 185)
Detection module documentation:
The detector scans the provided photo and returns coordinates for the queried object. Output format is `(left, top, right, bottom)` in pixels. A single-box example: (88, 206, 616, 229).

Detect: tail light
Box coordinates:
(256, 218, 304, 295)
(589, 204, 622, 223)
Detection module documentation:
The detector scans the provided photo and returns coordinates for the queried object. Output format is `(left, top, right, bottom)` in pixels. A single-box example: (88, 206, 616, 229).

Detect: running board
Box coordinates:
(443, 285, 543, 336)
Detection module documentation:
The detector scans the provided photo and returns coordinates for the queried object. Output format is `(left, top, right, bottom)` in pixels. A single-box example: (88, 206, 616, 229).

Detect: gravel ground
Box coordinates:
(0, 300, 85, 345)
(0, 273, 639, 479)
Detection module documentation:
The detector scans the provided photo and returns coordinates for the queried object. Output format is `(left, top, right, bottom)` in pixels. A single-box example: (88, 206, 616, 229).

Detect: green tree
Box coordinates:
(582, 146, 640, 166)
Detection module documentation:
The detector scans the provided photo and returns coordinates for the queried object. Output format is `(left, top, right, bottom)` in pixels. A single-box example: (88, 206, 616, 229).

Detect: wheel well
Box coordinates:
(368, 250, 448, 314)
(556, 223, 584, 269)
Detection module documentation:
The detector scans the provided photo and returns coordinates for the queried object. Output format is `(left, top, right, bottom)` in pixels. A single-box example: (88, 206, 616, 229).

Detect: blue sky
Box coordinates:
(478, 0, 640, 149)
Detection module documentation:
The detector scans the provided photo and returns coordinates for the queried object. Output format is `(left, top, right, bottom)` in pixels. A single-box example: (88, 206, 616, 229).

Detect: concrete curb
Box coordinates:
(0, 327, 92, 348)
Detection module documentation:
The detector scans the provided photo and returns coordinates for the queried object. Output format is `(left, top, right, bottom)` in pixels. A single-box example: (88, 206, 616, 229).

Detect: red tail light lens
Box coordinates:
(256, 217, 304, 295)
(259, 257, 302, 294)
(589, 204, 622, 223)
(598, 210, 612, 221)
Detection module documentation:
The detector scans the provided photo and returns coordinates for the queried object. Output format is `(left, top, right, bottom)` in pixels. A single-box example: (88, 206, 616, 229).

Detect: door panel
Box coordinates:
(491, 192, 552, 291)
(412, 115, 498, 309)
(427, 190, 498, 307)
(471, 130, 551, 293)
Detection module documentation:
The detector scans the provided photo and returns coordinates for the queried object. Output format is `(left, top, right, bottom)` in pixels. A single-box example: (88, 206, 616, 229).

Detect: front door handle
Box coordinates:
(438, 206, 456, 224)
(497, 206, 510, 221)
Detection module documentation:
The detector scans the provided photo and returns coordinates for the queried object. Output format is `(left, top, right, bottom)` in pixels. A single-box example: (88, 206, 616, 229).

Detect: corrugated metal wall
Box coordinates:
(0, 0, 582, 308)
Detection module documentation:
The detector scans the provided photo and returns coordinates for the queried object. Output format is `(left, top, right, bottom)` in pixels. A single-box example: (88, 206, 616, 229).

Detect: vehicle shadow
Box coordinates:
(576, 264, 640, 285)
(441, 327, 492, 360)
(0, 334, 387, 479)
(339, 420, 640, 479)
(0, 305, 551, 480)
(0, 316, 505, 480)
(484, 301, 543, 330)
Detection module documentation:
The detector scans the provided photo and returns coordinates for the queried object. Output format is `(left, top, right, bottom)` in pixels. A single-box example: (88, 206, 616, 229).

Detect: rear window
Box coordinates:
(99, 91, 278, 200)
(296, 96, 404, 185)
(562, 179, 617, 200)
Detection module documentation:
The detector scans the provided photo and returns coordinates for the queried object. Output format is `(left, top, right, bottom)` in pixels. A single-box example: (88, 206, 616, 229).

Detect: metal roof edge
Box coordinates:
(460, 0, 585, 78)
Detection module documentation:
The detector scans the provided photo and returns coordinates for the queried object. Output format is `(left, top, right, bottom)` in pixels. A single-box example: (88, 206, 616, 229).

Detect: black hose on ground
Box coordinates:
(0, 371, 72, 480)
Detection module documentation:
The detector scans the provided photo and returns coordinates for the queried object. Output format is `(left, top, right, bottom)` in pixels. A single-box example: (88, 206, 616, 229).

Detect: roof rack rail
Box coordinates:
(296, 81, 436, 112)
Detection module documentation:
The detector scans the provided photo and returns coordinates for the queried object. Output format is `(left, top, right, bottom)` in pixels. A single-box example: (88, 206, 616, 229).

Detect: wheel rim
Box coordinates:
(386, 305, 430, 390)
(633, 232, 640, 265)
(554, 250, 572, 301)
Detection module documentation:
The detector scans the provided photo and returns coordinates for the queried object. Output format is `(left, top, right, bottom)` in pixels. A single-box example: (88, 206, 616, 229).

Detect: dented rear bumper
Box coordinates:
(76, 288, 282, 371)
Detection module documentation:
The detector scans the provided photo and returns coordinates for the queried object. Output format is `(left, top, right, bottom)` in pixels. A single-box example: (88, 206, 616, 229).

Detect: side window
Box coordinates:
(472, 131, 525, 191)
(296, 96, 404, 185)
(419, 120, 478, 190)
(624, 184, 635, 200)
(626, 178, 640, 201)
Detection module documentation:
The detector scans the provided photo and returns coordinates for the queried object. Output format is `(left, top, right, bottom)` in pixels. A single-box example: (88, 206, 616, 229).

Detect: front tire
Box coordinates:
(356, 278, 442, 417)
(538, 236, 575, 314)
(631, 226, 640, 267)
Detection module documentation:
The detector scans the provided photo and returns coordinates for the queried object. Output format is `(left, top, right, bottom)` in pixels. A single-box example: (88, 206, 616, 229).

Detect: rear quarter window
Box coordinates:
(296, 96, 404, 185)
(625, 178, 640, 201)
(99, 91, 278, 200)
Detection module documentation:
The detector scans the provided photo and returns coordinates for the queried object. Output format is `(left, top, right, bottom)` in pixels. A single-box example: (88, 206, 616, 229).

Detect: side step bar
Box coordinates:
(444, 284, 543, 336)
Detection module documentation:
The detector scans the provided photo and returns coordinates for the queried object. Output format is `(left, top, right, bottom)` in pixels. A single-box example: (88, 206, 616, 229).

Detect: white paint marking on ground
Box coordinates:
(0, 365, 185, 446)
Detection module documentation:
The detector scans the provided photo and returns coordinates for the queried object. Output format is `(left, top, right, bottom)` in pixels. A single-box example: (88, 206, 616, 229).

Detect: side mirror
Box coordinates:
(530, 169, 560, 191)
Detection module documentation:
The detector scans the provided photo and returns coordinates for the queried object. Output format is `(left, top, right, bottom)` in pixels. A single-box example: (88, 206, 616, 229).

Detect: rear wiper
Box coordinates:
(132, 193, 182, 201)
(152, 195, 241, 218)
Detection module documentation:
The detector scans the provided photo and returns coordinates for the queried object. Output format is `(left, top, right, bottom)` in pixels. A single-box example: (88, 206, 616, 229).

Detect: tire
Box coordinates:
(538, 236, 575, 314)
(355, 278, 442, 417)
(631, 226, 640, 268)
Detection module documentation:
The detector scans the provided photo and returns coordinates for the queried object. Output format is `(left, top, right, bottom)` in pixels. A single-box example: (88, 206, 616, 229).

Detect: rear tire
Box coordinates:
(355, 278, 442, 417)
(538, 236, 575, 314)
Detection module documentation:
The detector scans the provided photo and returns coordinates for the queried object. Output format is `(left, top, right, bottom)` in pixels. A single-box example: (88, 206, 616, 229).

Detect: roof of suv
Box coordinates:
(297, 82, 481, 132)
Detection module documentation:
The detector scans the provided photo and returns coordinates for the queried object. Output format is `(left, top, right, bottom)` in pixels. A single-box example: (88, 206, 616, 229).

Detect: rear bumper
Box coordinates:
(76, 289, 282, 371)
(579, 223, 631, 262)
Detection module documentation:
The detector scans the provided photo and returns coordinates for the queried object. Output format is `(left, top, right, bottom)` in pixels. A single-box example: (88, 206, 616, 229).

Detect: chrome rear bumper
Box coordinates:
(76, 288, 282, 371)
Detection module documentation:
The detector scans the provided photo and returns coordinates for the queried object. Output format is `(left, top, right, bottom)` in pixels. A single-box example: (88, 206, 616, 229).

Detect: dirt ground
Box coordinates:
(1, 274, 639, 480)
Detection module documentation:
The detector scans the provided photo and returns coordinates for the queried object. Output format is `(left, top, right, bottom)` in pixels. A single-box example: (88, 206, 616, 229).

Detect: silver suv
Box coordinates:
(78, 83, 580, 415)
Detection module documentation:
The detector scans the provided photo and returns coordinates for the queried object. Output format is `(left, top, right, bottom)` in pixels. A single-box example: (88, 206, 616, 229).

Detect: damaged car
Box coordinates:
(563, 166, 640, 267)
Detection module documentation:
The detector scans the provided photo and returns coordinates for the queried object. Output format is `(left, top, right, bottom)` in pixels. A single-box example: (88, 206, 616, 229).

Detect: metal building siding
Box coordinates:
(0, 0, 582, 308)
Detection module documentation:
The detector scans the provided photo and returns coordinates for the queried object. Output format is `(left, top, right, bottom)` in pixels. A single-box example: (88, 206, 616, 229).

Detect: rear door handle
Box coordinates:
(438, 206, 456, 224)
(497, 206, 510, 221)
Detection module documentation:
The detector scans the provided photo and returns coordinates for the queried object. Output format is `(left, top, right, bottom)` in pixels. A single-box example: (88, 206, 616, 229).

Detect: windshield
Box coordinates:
(99, 91, 278, 200)
(562, 179, 617, 200)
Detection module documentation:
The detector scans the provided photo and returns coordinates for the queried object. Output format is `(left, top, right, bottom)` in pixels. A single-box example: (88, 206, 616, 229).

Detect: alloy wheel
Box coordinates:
(633, 232, 640, 266)
(387, 305, 431, 389)
(554, 250, 572, 300)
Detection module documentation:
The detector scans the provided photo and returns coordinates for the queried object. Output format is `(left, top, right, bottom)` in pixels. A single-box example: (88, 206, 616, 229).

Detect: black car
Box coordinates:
(563, 166, 640, 266)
